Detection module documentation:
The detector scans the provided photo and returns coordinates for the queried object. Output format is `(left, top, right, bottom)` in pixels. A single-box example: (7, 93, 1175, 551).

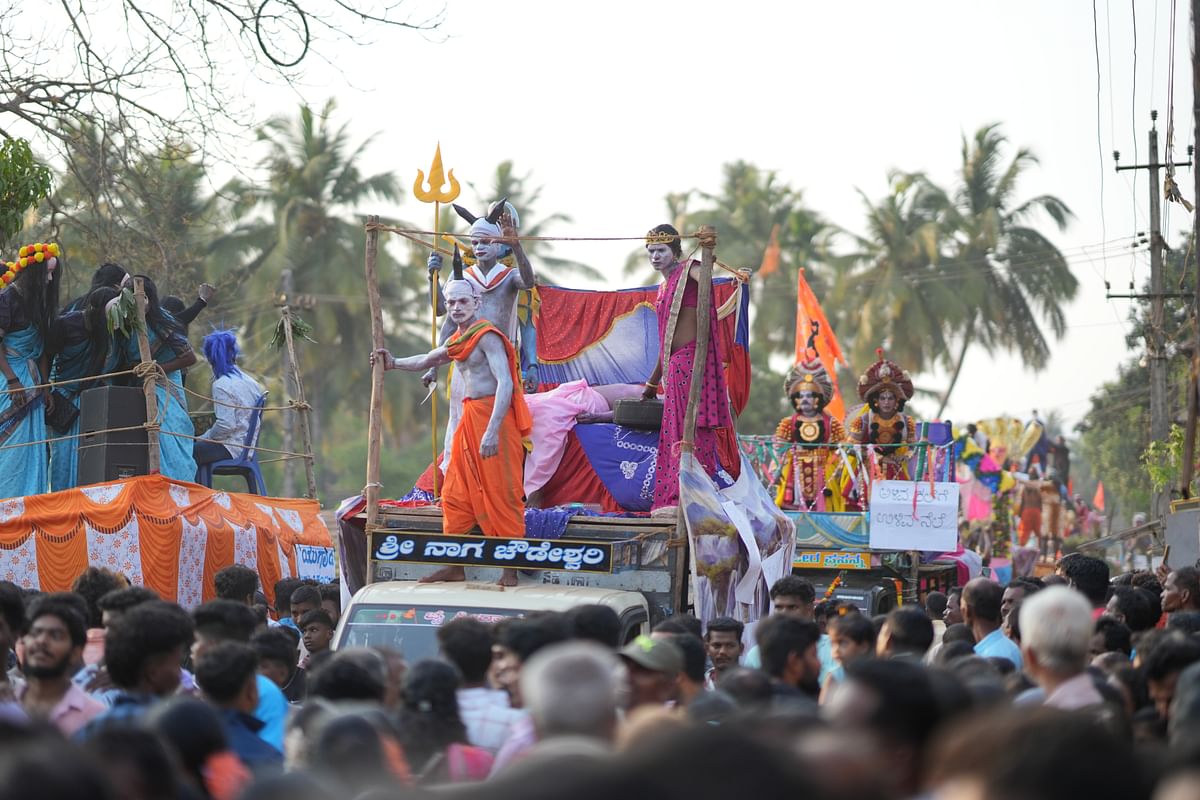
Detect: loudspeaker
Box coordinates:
(77, 386, 149, 485)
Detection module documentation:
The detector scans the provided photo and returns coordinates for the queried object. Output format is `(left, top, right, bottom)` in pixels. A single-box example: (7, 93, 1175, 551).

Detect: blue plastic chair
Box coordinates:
(196, 392, 268, 495)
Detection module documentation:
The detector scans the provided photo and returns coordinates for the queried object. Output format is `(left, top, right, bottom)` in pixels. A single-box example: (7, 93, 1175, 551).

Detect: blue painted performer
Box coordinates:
(0, 243, 62, 499)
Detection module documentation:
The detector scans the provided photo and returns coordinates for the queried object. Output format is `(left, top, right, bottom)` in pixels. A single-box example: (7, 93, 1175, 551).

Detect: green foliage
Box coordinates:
(1075, 359, 1154, 524)
(1143, 424, 1189, 494)
(1075, 238, 1192, 524)
(0, 139, 51, 249)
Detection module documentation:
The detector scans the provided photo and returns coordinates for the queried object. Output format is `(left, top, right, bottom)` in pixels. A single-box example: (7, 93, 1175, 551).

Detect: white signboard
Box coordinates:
(295, 545, 337, 583)
(869, 481, 960, 552)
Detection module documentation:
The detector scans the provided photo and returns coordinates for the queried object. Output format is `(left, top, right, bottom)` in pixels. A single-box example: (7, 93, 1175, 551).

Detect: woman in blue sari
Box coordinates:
(0, 243, 62, 499)
(47, 287, 119, 491)
(126, 276, 197, 481)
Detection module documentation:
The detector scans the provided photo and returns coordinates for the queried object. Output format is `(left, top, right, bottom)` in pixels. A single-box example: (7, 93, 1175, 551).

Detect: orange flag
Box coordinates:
(795, 267, 848, 421)
(758, 224, 782, 276)
(1092, 481, 1105, 511)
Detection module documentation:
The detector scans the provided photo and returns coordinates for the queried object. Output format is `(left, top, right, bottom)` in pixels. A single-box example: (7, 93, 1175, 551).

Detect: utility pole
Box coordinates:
(1115, 111, 1192, 519)
(1183, 0, 1200, 501)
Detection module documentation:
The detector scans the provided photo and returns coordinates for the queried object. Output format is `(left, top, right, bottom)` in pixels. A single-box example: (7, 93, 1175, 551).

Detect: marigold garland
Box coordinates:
(3, 242, 60, 288)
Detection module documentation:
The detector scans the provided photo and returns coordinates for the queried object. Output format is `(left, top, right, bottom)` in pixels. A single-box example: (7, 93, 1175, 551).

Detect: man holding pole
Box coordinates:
(371, 265, 531, 586)
(641, 224, 733, 517)
(425, 201, 535, 476)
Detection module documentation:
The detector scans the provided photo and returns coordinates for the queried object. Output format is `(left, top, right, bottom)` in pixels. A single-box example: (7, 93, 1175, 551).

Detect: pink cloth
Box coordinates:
(445, 743, 495, 783)
(523, 381, 608, 495)
(82, 628, 105, 666)
(1044, 672, 1105, 711)
(16, 682, 106, 736)
(651, 263, 732, 511)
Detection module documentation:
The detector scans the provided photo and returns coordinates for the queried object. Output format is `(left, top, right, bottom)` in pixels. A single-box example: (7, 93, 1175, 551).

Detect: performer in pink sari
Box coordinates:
(641, 224, 733, 515)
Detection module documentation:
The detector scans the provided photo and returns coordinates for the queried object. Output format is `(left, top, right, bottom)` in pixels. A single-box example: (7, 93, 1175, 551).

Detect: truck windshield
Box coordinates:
(336, 604, 524, 662)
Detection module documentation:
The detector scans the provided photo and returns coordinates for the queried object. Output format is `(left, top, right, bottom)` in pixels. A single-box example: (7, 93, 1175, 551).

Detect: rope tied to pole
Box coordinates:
(133, 361, 166, 383)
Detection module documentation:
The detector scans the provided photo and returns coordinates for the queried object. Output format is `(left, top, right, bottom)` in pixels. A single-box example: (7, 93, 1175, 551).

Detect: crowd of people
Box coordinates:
(0, 245, 265, 496)
(2, 554, 1200, 799)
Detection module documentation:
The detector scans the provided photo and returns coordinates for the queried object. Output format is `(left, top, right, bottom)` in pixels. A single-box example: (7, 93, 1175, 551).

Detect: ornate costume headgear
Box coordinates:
(784, 358, 834, 403)
(856, 348, 913, 403)
(444, 244, 479, 298)
(453, 198, 513, 240)
(645, 223, 682, 257)
(3, 242, 60, 287)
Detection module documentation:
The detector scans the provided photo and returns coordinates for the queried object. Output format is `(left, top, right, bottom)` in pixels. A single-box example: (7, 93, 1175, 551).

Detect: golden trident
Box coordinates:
(413, 143, 461, 494)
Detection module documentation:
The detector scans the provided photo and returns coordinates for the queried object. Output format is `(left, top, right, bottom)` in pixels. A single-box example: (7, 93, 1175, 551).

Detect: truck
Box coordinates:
(334, 505, 685, 659)
(333, 504, 959, 661)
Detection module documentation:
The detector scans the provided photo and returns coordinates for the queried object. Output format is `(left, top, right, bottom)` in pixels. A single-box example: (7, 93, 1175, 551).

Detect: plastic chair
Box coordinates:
(196, 392, 268, 495)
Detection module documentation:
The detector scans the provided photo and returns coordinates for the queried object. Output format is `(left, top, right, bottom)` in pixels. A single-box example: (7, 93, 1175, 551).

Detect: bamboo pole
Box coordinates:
(673, 225, 717, 613)
(364, 216, 384, 563)
(132, 278, 161, 474)
(681, 225, 717, 448)
(281, 304, 318, 500)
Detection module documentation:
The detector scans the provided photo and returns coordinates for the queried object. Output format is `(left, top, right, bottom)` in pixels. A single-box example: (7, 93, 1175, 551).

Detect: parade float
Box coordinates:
(334, 148, 969, 654)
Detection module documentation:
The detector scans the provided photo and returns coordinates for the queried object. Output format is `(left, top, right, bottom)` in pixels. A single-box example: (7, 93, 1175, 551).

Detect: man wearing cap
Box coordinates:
(372, 266, 532, 586)
(426, 202, 535, 475)
(619, 635, 683, 709)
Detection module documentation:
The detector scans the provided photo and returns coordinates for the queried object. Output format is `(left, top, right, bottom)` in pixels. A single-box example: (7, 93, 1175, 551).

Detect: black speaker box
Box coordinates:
(77, 386, 149, 485)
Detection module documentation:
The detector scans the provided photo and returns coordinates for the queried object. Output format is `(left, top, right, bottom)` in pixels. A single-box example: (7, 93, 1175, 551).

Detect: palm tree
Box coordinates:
(469, 161, 602, 282)
(935, 124, 1076, 415)
(830, 172, 963, 378)
(213, 100, 422, 489)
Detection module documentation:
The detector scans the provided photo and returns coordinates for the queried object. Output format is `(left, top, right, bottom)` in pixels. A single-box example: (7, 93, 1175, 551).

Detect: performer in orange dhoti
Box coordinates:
(371, 250, 531, 585)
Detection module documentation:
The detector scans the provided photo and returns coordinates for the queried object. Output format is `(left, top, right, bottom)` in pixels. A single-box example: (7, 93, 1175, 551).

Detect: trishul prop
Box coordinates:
(414, 144, 461, 492)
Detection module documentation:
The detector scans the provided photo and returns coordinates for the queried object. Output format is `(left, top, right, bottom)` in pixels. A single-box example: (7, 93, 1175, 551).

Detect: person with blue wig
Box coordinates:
(194, 329, 264, 474)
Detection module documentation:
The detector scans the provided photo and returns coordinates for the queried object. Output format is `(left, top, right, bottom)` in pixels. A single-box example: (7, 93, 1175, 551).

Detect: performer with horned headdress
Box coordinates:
(845, 349, 917, 481)
(373, 252, 532, 585)
(773, 358, 846, 510)
(425, 200, 534, 475)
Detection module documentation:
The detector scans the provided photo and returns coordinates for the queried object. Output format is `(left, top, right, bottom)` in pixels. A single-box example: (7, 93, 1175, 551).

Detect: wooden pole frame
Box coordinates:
(364, 216, 384, 578)
(132, 277, 161, 474)
(280, 303, 318, 500)
(673, 225, 717, 614)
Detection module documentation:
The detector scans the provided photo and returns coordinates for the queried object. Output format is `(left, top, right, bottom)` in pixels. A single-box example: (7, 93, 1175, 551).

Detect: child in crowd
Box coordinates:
(299, 609, 335, 667)
(820, 611, 877, 701)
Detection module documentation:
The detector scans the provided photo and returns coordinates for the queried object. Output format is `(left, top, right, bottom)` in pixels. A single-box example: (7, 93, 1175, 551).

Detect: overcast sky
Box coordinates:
(243, 0, 1186, 430)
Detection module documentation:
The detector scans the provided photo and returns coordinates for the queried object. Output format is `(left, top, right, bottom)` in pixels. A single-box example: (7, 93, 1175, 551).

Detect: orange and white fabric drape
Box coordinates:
(0, 475, 333, 607)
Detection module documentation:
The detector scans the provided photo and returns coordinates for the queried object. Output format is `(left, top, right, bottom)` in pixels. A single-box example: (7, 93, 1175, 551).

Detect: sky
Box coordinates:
(182, 1, 1199, 429)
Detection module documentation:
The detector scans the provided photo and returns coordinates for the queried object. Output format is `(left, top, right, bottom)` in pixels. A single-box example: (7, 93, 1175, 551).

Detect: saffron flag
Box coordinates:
(1093, 481, 1105, 512)
(758, 224, 782, 276)
(794, 267, 848, 420)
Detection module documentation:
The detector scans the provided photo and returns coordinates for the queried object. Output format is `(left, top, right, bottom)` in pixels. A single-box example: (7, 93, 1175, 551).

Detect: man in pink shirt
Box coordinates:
(18, 596, 105, 736)
(1019, 586, 1104, 710)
